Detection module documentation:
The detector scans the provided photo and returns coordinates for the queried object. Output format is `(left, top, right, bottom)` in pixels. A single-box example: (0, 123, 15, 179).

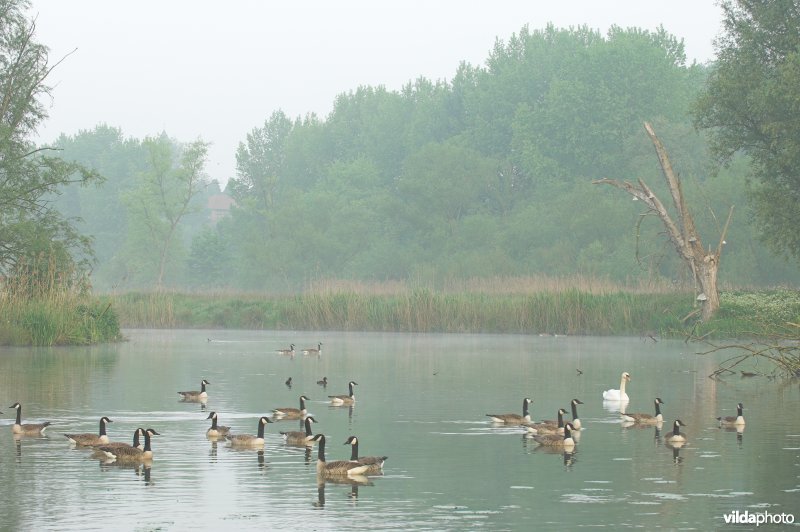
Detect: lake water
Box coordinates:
(0, 329, 798, 530)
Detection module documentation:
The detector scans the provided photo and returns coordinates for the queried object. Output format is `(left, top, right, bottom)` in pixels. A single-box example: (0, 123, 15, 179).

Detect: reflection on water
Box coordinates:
(0, 330, 798, 530)
(315, 475, 374, 508)
(98, 460, 153, 485)
(668, 442, 685, 464)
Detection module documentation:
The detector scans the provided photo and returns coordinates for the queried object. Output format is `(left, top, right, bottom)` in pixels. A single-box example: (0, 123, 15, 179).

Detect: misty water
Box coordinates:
(0, 329, 797, 530)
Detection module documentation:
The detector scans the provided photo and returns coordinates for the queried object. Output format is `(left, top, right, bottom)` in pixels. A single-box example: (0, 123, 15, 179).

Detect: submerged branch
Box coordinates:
(695, 321, 800, 378)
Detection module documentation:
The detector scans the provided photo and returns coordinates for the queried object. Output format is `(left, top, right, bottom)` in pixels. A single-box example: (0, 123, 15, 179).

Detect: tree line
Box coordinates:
(6, 0, 800, 294)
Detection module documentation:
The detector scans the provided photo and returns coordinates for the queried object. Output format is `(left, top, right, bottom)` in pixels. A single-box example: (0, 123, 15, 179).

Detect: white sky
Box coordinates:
(30, 1, 724, 186)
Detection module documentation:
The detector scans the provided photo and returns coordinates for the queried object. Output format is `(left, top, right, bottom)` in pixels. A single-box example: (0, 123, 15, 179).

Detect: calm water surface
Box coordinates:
(0, 329, 798, 530)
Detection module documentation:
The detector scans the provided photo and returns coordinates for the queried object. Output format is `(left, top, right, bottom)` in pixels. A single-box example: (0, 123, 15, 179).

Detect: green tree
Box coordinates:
(694, 0, 800, 261)
(122, 134, 209, 287)
(231, 110, 293, 211)
(324, 85, 411, 181)
(505, 25, 696, 182)
(393, 141, 498, 261)
(402, 77, 464, 153)
(0, 0, 99, 283)
(225, 111, 295, 289)
(187, 223, 232, 289)
(52, 125, 148, 287)
(283, 113, 331, 191)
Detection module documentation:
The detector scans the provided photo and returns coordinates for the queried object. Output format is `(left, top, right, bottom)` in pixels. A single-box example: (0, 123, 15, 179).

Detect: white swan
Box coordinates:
(602, 372, 631, 402)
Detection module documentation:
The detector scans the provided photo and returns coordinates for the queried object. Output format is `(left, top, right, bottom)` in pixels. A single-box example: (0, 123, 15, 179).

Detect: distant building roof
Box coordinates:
(208, 193, 235, 223)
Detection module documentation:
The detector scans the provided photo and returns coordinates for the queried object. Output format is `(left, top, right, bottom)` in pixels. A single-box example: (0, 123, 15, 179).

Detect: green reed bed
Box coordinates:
(108, 279, 800, 339)
(0, 286, 121, 347)
(109, 288, 705, 337)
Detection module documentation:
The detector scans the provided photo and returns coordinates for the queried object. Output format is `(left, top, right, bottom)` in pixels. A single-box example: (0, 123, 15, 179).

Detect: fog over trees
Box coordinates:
(48, 21, 800, 292)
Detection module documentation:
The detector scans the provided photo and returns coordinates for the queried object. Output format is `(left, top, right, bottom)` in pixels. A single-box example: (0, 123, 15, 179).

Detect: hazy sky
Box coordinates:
(31, 1, 724, 186)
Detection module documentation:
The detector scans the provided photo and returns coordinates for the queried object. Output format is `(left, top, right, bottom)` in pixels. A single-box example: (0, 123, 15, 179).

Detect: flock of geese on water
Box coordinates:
(5, 341, 390, 484)
(487, 371, 746, 460)
(5, 360, 748, 483)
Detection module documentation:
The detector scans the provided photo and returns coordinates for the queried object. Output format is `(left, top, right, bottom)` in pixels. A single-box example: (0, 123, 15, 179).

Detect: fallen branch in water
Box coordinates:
(695, 322, 800, 378)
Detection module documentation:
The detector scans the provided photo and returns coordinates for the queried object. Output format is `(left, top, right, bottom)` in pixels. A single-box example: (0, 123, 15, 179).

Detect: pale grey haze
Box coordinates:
(31, 1, 723, 186)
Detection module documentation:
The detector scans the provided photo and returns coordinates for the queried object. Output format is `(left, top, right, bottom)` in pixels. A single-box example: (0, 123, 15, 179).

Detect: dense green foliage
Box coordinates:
(0, 0, 121, 346)
(0, 0, 99, 282)
(123, 134, 210, 287)
(51, 23, 800, 291)
(694, 0, 800, 262)
(54, 127, 214, 287)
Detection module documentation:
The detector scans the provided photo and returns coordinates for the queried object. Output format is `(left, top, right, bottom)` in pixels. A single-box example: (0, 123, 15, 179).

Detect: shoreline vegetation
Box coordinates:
(0, 272, 122, 347)
(109, 276, 800, 339)
(2, 276, 799, 346)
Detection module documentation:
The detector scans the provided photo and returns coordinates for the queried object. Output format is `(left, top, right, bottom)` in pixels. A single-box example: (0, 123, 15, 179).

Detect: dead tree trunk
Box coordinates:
(593, 122, 733, 321)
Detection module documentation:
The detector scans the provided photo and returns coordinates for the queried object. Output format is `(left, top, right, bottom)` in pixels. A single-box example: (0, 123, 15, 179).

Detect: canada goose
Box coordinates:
(90, 428, 144, 458)
(666, 419, 687, 444)
(272, 395, 309, 419)
(621, 398, 665, 425)
(98, 428, 156, 462)
(486, 398, 532, 424)
(602, 372, 631, 402)
(317, 377, 328, 386)
(8, 403, 50, 435)
(276, 344, 296, 356)
(533, 422, 576, 450)
(568, 398, 584, 429)
(98, 428, 152, 450)
(64, 416, 113, 446)
(281, 416, 318, 446)
(310, 434, 369, 476)
(285, 377, 292, 387)
(329, 381, 357, 405)
(206, 411, 231, 438)
(303, 342, 323, 355)
(226, 416, 272, 447)
(717, 402, 745, 427)
(344, 436, 387, 475)
(542, 407, 569, 428)
(91, 428, 159, 459)
(526, 408, 568, 435)
(178, 379, 210, 401)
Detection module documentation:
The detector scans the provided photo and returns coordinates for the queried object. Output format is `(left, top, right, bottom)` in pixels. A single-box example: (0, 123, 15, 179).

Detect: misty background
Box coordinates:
(31, 4, 800, 291)
(33, 1, 723, 185)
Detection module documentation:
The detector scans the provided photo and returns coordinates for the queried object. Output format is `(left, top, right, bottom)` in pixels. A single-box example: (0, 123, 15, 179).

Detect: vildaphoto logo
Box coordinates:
(723, 510, 795, 526)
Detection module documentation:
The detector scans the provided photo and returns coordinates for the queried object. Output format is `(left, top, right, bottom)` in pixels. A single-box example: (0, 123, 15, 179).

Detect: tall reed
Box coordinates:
(0, 258, 121, 346)
(109, 277, 706, 337)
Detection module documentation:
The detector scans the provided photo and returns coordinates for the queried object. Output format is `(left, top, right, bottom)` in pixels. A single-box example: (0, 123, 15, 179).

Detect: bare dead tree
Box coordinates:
(593, 122, 733, 321)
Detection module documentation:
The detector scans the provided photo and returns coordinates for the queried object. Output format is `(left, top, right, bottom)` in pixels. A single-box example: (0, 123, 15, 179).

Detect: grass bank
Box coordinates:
(107, 276, 800, 338)
(0, 282, 122, 347)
